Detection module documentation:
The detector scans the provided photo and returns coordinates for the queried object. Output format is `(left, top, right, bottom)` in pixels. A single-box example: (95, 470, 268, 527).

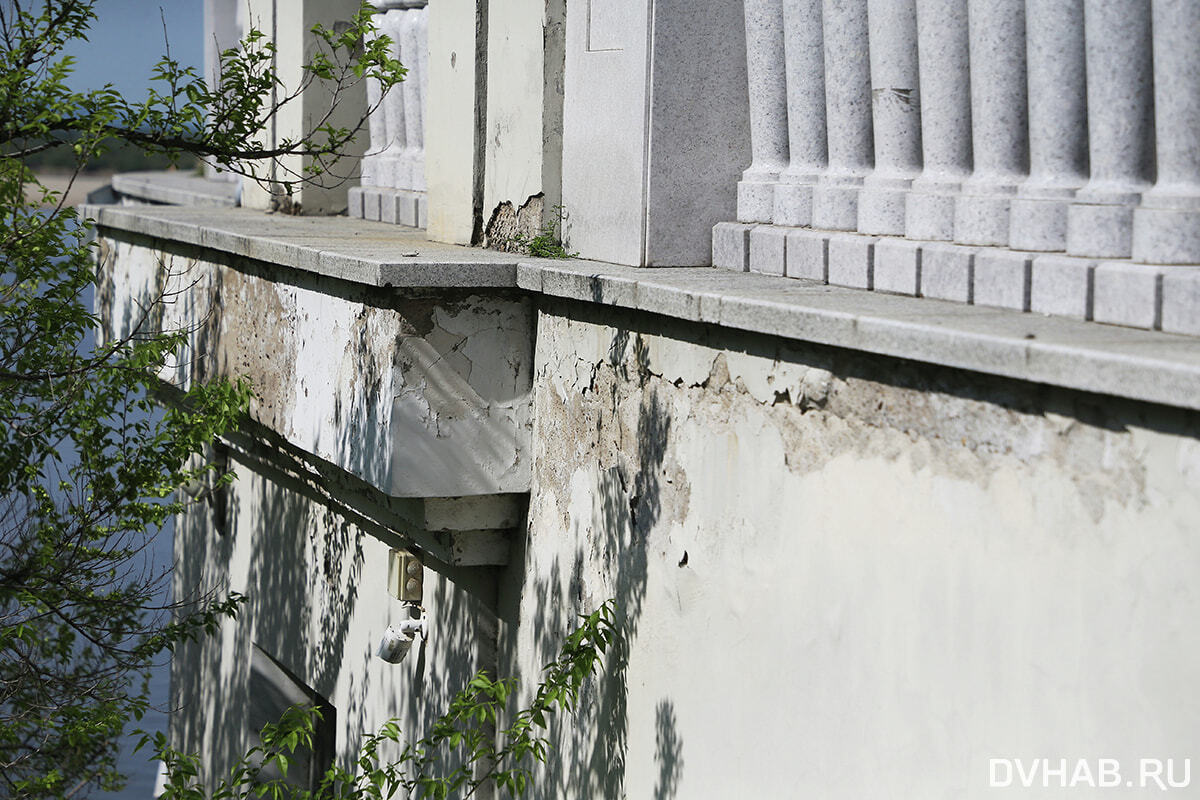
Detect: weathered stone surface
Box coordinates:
(785, 229, 829, 281)
(827, 232, 875, 289)
(1161, 269, 1200, 336)
(873, 239, 921, 296)
(921, 243, 973, 302)
(98, 231, 533, 497)
(713, 222, 753, 271)
(749, 225, 788, 275)
(973, 251, 1031, 310)
(1093, 261, 1162, 329)
(1030, 254, 1093, 319)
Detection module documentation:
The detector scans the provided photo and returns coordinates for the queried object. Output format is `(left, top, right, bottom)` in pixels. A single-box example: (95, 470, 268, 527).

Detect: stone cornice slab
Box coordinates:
(85, 204, 1200, 413)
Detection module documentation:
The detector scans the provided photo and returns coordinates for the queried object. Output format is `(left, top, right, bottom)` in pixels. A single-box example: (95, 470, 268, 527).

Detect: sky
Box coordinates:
(61, 0, 204, 101)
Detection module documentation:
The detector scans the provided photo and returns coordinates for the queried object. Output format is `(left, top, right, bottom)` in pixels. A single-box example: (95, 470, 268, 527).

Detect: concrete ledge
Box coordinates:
(110, 171, 240, 207)
(83, 204, 520, 288)
(86, 204, 1200, 413)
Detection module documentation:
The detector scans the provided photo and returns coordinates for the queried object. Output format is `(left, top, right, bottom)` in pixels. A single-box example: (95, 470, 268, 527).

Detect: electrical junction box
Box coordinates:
(387, 549, 423, 603)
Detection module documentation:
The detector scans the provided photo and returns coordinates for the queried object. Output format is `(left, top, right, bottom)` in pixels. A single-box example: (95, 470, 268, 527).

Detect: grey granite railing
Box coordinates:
(348, 0, 429, 228)
(715, 0, 1200, 335)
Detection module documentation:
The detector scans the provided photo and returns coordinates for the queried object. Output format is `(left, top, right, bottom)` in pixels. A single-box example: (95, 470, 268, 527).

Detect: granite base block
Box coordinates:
(827, 234, 875, 289)
(1161, 269, 1200, 336)
(713, 222, 753, 271)
(737, 180, 776, 224)
(749, 226, 788, 276)
(921, 244, 974, 302)
(954, 194, 1011, 247)
(348, 187, 365, 219)
(873, 239, 921, 296)
(1067, 202, 1133, 259)
(1030, 255, 1093, 319)
(785, 230, 828, 282)
(974, 251, 1031, 311)
(1132, 206, 1200, 265)
(1093, 262, 1163, 330)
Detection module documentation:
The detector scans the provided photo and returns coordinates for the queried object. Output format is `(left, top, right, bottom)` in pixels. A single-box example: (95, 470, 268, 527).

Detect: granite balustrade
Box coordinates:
(714, 0, 1200, 336)
(350, 0, 429, 228)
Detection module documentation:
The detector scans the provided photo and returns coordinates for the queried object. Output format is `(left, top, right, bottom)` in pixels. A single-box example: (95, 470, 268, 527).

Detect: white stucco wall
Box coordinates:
(503, 304, 1200, 797)
(101, 232, 1200, 796)
(171, 456, 497, 789)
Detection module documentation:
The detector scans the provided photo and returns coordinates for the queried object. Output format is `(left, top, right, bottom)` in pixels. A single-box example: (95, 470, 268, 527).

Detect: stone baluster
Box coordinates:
(811, 0, 873, 231)
(1131, 0, 1200, 264)
(738, 0, 789, 224)
(379, 10, 408, 190)
(773, 0, 827, 227)
(363, 14, 388, 187)
(954, 0, 1027, 246)
(905, 0, 970, 241)
(1008, 0, 1086, 251)
(410, 6, 429, 193)
(399, 7, 426, 193)
(857, 0, 920, 235)
(1065, 0, 1153, 258)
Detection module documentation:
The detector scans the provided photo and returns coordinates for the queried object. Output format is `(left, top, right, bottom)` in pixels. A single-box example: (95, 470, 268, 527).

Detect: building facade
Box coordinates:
(94, 0, 1200, 796)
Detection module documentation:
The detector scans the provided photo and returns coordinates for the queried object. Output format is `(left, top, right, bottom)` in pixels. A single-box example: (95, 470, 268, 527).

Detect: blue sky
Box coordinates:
(62, 1, 203, 101)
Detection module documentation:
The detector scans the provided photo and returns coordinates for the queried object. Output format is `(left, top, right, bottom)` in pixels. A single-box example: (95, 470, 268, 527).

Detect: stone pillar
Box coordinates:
(954, 0, 1027, 246)
(738, 0, 789, 224)
(1008, 0, 1086, 251)
(811, 0, 873, 231)
(773, 0, 827, 227)
(857, 0, 920, 235)
(1065, 0, 1153, 258)
(414, 7, 429, 194)
(1132, 0, 1200, 264)
(379, 10, 408, 190)
(203, 0, 243, 182)
(400, 7, 428, 192)
(363, 16, 388, 187)
(905, 0, 970, 241)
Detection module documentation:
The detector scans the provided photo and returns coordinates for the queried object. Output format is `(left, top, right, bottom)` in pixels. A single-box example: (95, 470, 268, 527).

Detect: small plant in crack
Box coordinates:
(511, 204, 577, 258)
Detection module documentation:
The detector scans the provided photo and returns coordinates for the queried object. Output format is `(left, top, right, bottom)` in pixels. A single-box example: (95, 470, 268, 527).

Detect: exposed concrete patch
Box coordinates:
(532, 306, 1168, 534)
(484, 192, 545, 253)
